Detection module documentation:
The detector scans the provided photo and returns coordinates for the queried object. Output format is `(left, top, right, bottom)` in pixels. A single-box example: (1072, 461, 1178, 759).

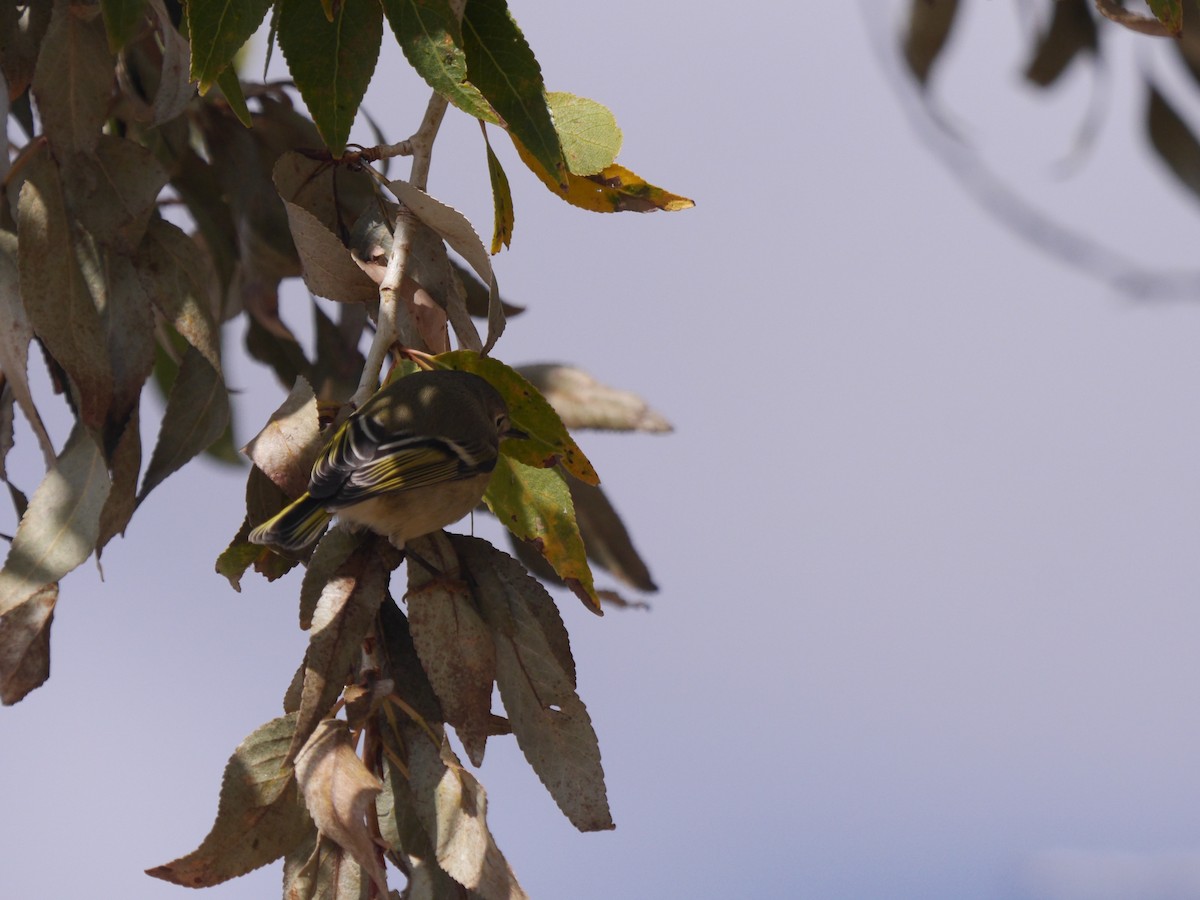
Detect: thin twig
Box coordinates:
(351, 90, 451, 405)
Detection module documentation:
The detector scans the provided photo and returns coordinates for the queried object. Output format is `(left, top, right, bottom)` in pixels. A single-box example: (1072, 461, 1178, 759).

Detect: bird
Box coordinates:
(248, 369, 525, 551)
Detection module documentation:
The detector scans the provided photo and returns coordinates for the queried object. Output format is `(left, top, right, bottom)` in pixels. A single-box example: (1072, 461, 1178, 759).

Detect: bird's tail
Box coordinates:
(248, 493, 332, 551)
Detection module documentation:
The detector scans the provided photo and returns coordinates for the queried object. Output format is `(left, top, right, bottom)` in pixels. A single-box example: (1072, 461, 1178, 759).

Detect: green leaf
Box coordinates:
(186, 0, 274, 93)
(101, 0, 147, 51)
(146, 714, 313, 886)
(483, 126, 514, 253)
(139, 345, 230, 502)
(380, 0, 498, 123)
(215, 65, 253, 127)
(547, 92, 622, 177)
(1149, 0, 1183, 34)
(0, 426, 111, 704)
(455, 536, 612, 831)
(461, 0, 566, 186)
(276, 0, 384, 157)
(484, 455, 600, 613)
(435, 350, 598, 485)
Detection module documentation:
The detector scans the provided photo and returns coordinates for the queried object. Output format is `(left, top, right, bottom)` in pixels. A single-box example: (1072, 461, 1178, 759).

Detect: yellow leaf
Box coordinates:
(513, 136, 694, 214)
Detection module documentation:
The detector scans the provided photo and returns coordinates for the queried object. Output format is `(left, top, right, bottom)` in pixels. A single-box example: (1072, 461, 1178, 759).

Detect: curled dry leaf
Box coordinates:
(243, 375, 321, 499)
(386, 178, 505, 352)
(518, 363, 672, 433)
(293, 719, 388, 896)
(405, 730, 529, 900)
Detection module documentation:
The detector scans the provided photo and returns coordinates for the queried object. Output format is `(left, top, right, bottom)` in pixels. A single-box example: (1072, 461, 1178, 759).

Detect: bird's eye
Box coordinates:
(496, 414, 508, 430)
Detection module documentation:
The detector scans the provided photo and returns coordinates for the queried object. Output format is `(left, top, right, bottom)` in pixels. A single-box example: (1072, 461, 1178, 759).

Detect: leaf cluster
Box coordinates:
(0, 1, 689, 897)
(895, 0, 1200, 296)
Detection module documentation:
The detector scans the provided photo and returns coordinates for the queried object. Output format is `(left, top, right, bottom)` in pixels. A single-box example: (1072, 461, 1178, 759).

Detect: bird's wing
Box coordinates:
(309, 415, 496, 508)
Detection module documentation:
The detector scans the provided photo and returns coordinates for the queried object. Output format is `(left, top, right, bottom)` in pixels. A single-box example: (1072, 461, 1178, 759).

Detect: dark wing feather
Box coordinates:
(308, 413, 497, 510)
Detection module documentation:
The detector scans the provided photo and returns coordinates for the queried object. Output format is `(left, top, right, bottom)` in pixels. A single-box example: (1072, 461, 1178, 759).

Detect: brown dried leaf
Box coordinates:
(146, 0, 194, 124)
(289, 545, 388, 762)
(61, 135, 168, 252)
(517, 364, 672, 433)
(96, 405, 141, 556)
(283, 832, 371, 900)
(101, 248, 156, 445)
(293, 719, 387, 896)
(17, 148, 113, 432)
(456, 536, 612, 831)
(273, 153, 379, 304)
(147, 714, 313, 886)
(0, 0, 51, 99)
(243, 375, 321, 498)
(299, 529, 362, 631)
(31, 3, 114, 154)
(0, 426, 111, 703)
(0, 582, 56, 706)
(407, 733, 528, 900)
(138, 345, 229, 502)
(407, 534, 497, 766)
(137, 217, 223, 372)
(385, 179, 505, 352)
(0, 230, 54, 468)
(903, 0, 960, 86)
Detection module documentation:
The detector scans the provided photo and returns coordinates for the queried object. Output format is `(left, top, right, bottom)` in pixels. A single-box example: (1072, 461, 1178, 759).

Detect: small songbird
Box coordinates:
(249, 369, 525, 551)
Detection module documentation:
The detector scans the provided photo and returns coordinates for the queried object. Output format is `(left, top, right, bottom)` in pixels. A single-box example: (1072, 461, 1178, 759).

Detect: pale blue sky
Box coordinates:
(6, 3, 1200, 899)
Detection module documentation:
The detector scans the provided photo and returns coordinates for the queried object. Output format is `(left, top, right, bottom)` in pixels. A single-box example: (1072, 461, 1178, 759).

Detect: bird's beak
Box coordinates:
(503, 426, 529, 441)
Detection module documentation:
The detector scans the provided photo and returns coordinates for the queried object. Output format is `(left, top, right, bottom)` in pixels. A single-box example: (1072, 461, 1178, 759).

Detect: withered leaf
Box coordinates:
(288, 544, 388, 762)
(31, 3, 114, 154)
(299, 529, 362, 631)
(0, 582, 56, 707)
(293, 719, 388, 896)
(0, 425, 110, 703)
(139, 345, 229, 502)
(147, 714, 313, 886)
(406, 732, 528, 900)
(243, 375, 321, 499)
(517, 364, 672, 433)
(407, 533, 497, 766)
(0, 230, 54, 467)
(61, 135, 168, 253)
(96, 405, 142, 557)
(17, 148, 114, 432)
(455, 536, 612, 832)
(385, 178, 505, 352)
(283, 831, 371, 900)
(137, 217, 223, 372)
